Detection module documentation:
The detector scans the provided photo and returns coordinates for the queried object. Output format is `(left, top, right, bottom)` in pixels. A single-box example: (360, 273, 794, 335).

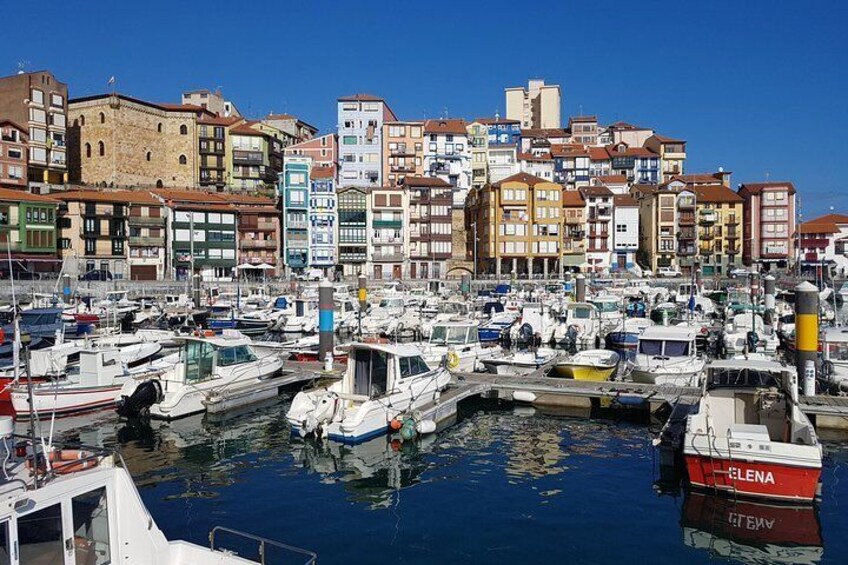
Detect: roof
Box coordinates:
(198, 114, 242, 126)
(561, 191, 585, 207)
(607, 121, 648, 131)
(230, 122, 266, 137)
(0, 119, 27, 133)
(69, 93, 213, 116)
(596, 174, 628, 183)
(630, 184, 659, 195)
(650, 134, 686, 144)
(54, 189, 159, 205)
(569, 115, 598, 123)
(402, 176, 452, 188)
(494, 172, 552, 187)
(152, 189, 235, 212)
(607, 143, 656, 157)
(580, 185, 614, 198)
(476, 117, 520, 126)
(738, 182, 797, 196)
(517, 152, 553, 162)
(423, 119, 467, 135)
(265, 113, 297, 121)
(671, 173, 727, 185)
(588, 147, 610, 161)
(639, 325, 698, 341)
(521, 128, 569, 138)
(0, 188, 58, 204)
(799, 213, 848, 235)
(550, 144, 588, 158)
(693, 184, 743, 204)
(350, 342, 424, 358)
(613, 195, 638, 207)
(338, 93, 386, 102)
(310, 167, 335, 180)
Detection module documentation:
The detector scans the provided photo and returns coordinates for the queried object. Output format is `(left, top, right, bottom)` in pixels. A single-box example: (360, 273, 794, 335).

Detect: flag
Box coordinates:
(107, 76, 115, 87)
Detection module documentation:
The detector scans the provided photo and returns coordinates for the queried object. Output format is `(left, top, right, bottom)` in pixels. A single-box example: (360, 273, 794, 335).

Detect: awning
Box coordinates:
(236, 263, 275, 270)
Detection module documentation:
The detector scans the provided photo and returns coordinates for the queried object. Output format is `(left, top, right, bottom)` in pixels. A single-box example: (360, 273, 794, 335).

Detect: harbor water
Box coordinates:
(50, 395, 848, 564)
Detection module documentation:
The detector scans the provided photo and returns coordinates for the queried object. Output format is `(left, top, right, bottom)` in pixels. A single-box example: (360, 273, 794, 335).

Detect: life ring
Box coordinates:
(26, 449, 98, 475)
(446, 351, 460, 370)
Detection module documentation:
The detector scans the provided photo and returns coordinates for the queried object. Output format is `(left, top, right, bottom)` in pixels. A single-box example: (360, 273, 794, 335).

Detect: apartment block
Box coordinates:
(197, 114, 240, 191)
(406, 177, 453, 279)
(182, 88, 241, 118)
(738, 182, 797, 269)
(580, 185, 614, 272)
(505, 79, 561, 129)
(368, 186, 408, 280)
(309, 167, 337, 274)
(228, 121, 284, 194)
(645, 134, 687, 182)
(280, 157, 311, 272)
(561, 190, 586, 272)
(0, 188, 58, 275)
(0, 120, 27, 189)
(466, 121, 489, 189)
(0, 70, 68, 191)
(612, 195, 639, 272)
(423, 119, 471, 207)
(337, 186, 368, 275)
(569, 115, 598, 145)
(263, 114, 317, 145)
(227, 193, 280, 273)
(382, 120, 424, 186)
(284, 133, 338, 175)
(338, 94, 396, 188)
(692, 184, 744, 275)
(798, 213, 848, 275)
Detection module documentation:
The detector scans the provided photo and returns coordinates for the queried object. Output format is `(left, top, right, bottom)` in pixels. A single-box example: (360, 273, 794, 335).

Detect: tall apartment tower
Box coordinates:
(505, 79, 561, 130)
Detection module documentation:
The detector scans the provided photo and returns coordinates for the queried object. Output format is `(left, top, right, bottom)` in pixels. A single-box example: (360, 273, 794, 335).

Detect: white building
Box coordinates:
(338, 94, 396, 188)
(488, 145, 518, 185)
(423, 119, 471, 207)
(612, 195, 639, 272)
(580, 185, 614, 272)
(798, 213, 848, 275)
(518, 153, 555, 182)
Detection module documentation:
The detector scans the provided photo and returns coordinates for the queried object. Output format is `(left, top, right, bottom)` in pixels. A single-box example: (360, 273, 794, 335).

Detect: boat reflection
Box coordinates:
(681, 492, 823, 564)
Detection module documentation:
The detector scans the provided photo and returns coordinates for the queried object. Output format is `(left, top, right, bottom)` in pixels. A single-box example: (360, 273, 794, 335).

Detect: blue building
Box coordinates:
(280, 157, 311, 273)
(309, 166, 337, 274)
(478, 116, 521, 147)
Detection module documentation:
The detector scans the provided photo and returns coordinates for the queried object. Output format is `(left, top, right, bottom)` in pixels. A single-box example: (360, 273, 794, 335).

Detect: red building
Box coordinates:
(0, 120, 27, 189)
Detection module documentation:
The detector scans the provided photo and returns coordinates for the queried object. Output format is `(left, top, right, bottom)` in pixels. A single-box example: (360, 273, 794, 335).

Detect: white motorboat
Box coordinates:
(480, 347, 559, 376)
(589, 295, 625, 335)
(630, 326, 705, 386)
(117, 332, 284, 420)
(550, 302, 602, 351)
(420, 301, 473, 338)
(682, 358, 822, 502)
(820, 326, 848, 393)
(722, 312, 780, 357)
(10, 348, 153, 418)
(282, 299, 318, 333)
(419, 322, 497, 373)
(0, 426, 314, 564)
(286, 342, 451, 443)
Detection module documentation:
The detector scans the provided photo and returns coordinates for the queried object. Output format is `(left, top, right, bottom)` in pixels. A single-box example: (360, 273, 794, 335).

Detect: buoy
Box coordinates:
(400, 423, 417, 441)
(416, 419, 437, 435)
(389, 418, 402, 431)
(512, 391, 537, 403)
(446, 351, 460, 370)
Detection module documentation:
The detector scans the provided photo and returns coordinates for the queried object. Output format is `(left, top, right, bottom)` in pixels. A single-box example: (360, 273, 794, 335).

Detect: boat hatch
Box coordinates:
(353, 348, 389, 398)
(638, 339, 691, 357)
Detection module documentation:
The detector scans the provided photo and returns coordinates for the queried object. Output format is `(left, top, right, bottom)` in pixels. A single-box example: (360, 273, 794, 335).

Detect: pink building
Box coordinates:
(284, 133, 337, 176)
(0, 119, 27, 189)
(738, 181, 797, 269)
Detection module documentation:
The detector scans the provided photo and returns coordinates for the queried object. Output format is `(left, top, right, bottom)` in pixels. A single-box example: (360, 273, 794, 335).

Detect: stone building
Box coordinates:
(67, 93, 203, 188)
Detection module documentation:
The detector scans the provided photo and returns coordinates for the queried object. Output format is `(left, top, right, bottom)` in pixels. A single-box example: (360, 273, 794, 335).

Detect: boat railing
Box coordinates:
(209, 525, 317, 565)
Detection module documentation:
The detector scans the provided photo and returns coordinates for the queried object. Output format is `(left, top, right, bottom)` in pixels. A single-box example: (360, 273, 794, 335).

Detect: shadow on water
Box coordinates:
(42, 395, 845, 564)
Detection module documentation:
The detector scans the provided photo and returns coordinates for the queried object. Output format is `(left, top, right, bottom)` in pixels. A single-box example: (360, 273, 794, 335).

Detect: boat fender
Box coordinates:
(400, 416, 418, 441)
(616, 394, 645, 406)
(390, 418, 403, 431)
(27, 449, 98, 475)
(512, 391, 537, 403)
(446, 351, 460, 371)
(416, 419, 436, 435)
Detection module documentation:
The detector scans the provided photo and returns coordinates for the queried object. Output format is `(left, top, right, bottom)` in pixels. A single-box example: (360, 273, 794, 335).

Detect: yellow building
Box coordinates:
(466, 121, 488, 189)
(645, 134, 687, 182)
(475, 172, 562, 278)
(693, 184, 744, 275)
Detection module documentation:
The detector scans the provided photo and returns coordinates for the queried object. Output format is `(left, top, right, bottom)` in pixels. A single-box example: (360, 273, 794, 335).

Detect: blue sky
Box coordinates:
(5, 0, 846, 217)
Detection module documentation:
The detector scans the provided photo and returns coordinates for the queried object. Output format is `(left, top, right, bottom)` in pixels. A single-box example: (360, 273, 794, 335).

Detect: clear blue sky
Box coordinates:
(6, 0, 846, 218)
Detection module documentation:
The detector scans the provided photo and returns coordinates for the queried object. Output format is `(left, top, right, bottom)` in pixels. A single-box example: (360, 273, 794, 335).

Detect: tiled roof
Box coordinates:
(494, 172, 552, 187)
(310, 166, 335, 180)
(671, 173, 726, 185)
(614, 194, 638, 207)
(521, 128, 569, 138)
(423, 119, 468, 135)
(739, 182, 797, 196)
(595, 174, 628, 183)
(693, 184, 743, 204)
(0, 119, 27, 133)
(198, 115, 242, 126)
(550, 144, 588, 157)
(403, 176, 452, 188)
(0, 188, 58, 203)
(651, 133, 686, 144)
(607, 121, 646, 130)
(561, 190, 585, 207)
(580, 185, 614, 198)
(607, 144, 656, 157)
(569, 115, 598, 123)
(230, 122, 266, 136)
(517, 152, 553, 162)
(588, 147, 610, 161)
(798, 213, 848, 234)
(630, 184, 659, 195)
(55, 189, 159, 205)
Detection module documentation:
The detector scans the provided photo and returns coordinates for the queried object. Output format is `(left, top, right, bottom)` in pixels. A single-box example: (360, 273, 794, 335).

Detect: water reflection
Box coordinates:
(681, 492, 823, 564)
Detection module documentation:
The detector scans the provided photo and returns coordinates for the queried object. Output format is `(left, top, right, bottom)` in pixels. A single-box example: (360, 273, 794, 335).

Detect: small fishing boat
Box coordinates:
(631, 326, 705, 386)
(682, 358, 822, 502)
(286, 342, 451, 443)
(478, 311, 517, 342)
(480, 347, 559, 376)
(551, 349, 620, 381)
(419, 321, 498, 373)
(605, 317, 653, 351)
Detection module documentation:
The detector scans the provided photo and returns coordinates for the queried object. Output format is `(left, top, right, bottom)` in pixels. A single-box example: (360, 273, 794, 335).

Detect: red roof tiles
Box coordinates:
(423, 119, 468, 135)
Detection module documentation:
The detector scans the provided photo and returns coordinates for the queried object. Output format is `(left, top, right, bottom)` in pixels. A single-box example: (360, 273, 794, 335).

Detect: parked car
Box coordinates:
(657, 266, 682, 278)
(729, 267, 750, 279)
(79, 270, 113, 281)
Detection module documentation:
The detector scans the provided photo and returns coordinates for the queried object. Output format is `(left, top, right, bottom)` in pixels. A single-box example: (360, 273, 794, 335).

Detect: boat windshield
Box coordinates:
(217, 345, 257, 366)
(664, 340, 690, 356)
(639, 339, 664, 356)
(591, 301, 619, 314)
(184, 341, 215, 383)
(571, 306, 592, 319)
(430, 325, 468, 345)
(638, 339, 690, 357)
(379, 299, 403, 308)
(708, 368, 782, 389)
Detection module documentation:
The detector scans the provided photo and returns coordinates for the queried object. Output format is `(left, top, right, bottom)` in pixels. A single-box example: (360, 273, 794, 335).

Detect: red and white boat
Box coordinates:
(683, 357, 822, 502)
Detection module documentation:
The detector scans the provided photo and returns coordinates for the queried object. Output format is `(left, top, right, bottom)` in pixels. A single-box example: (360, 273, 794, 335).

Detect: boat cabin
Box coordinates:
(174, 334, 259, 386)
(637, 326, 698, 358)
(429, 323, 480, 347)
(343, 344, 432, 400)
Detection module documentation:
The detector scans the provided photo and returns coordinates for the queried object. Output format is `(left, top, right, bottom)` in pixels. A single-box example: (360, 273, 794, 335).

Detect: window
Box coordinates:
(179, 154, 187, 165)
(146, 151, 151, 161)
(342, 135, 357, 145)
(180, 124, 188, 135)
(30, 88, 44, 105)
(18, 504, 64, 564)
(99, 112, 105, 123)
(79, 114, 85, 126)
(73, 487, 112, 565)
(85, 143, 91, 158)
(98, 141, 105, 156)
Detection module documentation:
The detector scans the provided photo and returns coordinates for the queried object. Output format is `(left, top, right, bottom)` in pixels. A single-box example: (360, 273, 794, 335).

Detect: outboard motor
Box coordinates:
(564, 325, 579, 355)
(746, 330, 759, 353)
(116, 379, 163, 418)
(518, 323, 534, 345)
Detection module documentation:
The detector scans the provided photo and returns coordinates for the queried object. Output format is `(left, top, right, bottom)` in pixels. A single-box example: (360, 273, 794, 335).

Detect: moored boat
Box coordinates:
(551, 349, 620, 381)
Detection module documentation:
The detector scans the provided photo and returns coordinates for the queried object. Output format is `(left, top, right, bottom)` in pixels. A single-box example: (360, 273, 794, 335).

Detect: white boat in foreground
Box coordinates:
(480, 347, 559, 376)
(286, 343, 451, 443)
(419, 322, 497, 372)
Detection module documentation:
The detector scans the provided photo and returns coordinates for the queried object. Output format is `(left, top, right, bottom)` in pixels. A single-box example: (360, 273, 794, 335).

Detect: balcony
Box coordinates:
(373, 219, 402, 229)
(678, 228, 696, 240)
(285, 220, 308, 230)
(725, 245, 740, 254)
(128, 215, 165, 227)
(241, 239, 278, 249)
(391, 165, 417, 173)
(678, 212, 695, 225)
(699, 210, 718, 224)
(129, 236, 165, 247)
(233, 150, 264, 165)
(678, 197, 696, 209)
(725, 216, 740, 226)
(699, 231, 714, 241)
(371, 253, 406, 262)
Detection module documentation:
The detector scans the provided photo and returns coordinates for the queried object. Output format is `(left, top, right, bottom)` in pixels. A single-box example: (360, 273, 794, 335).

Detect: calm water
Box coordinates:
(47, 397, 848, 565)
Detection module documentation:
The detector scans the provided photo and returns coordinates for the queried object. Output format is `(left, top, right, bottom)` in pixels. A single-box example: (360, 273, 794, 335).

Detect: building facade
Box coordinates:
(280, 157, 311, 272)
(228, 121, 284, 194)
(382, 120, 424, 186)
(466, 121, 489, 190)
(580, 185, 613, 272)
(0, 188, 58, 275)
(198, 114, 239, 191)
(227, 193, 280, 274)
(368, 186, 408, 280)
(693, 184, 743, 275)
(505, 79, 561, 129)
(263, 114, 317, 145)
(0, 70, 68, 191)
(406, 177, 453, 279)
(0, 120, 27, 189)
(738, 182, 797, 269)
(181, 88, 241, 118)
(612, 195, 639, 272)
(284, 133, 338, 174)
(798, 214, 848, 275)
(561, 190, 586, 272)
(338, 94, 396, 188)
(337, 186, 367, 275)
(645, 134, 687, 182)
(309, 167, 337, 275)
(423, 119, 471, 207)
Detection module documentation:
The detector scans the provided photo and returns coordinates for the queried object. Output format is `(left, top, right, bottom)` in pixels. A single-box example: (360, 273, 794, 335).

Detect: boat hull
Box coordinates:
(11, 385, 123, 418)
(551, 364, 616, 381)
(684, 454, 821, 502)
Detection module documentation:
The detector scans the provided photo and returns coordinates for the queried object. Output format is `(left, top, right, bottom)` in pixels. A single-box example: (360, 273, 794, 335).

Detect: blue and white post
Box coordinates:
(319, 278, 334, 370)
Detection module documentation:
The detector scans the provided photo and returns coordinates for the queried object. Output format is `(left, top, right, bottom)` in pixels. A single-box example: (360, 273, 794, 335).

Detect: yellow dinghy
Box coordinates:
(552, 349, 620, 381)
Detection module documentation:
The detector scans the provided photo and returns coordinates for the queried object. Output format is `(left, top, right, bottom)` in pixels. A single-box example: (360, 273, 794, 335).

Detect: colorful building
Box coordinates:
(382, 120, 424, 187)
(580, 185, 613, 272)
(309, 166, 337, 275)
(423, 119, 471, 207)
(228, 121, 284, 194)
(561, 190, 586, 273)
(738, 182, 797, 269)
(197, 114, 240, 191)
(466, 121, 489, 189)
(284, 133, 338, 174)
(226, 193, 280, 274)
(280, 157, 311, 273)
(0, 188, 58, 276)
(406, 177, 453, 279)
(505, 79, 561, 129)
(368, 186, 408, 280)
(692, 184, 744, 275)
(338, 94, 396, 188)
(645, 134, 687, 182)
(337, 186, 368, 276)
(0, 120, 27, 189)
(798, 213, 848, 275)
